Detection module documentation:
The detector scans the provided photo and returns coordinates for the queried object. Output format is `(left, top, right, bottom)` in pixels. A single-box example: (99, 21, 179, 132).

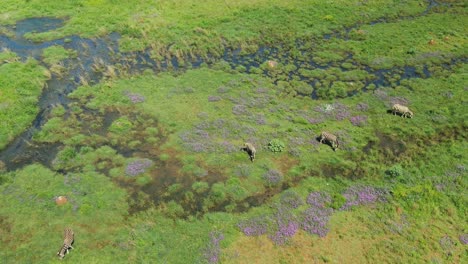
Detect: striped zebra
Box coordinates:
(319, 132, 339, 151)
(241, 143, 256, 162)
(392, 104, 413, 118)
(57, 228, 74, 259)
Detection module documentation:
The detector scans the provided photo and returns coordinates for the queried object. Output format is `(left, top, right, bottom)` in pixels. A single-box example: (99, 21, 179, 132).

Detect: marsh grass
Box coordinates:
(1, 1, 467, 263)
(0, 58, 49, 150)
(2, 63, 467, 263)
(42, 45, 76, 65)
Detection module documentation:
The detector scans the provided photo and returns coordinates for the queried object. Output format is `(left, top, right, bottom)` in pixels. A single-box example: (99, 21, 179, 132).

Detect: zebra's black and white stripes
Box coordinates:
(320, 132, 339, 151)
(57, 228, 74, 259)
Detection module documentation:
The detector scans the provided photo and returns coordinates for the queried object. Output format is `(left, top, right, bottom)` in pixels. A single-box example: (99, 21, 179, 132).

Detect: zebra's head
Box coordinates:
(57, 250, 65, 259)
(57, 246, 68, 259)
(333, 139, 340, 151)
(408, 110, 413, 118)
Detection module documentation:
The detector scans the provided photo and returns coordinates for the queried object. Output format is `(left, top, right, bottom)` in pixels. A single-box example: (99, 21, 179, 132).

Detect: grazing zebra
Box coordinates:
(319, 132, 339, 151)
(57, 228, 74, 259)
(392, 104, 413, 118)
(241, 143, 256, 162)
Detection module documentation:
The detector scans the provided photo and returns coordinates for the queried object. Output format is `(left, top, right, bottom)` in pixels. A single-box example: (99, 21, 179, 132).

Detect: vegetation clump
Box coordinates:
(268, 139, 285, 153)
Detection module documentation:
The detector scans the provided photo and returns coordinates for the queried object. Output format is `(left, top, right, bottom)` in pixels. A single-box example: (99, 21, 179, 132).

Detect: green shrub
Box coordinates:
(385, 164, 404, 179)
(268, 139, 285, 152)
(331, 193, 346, 210)
(192, 181, 209, 194)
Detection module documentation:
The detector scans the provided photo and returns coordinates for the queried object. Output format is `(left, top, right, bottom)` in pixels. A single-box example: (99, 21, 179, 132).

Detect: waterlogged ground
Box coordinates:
(0, 1, 467, 263)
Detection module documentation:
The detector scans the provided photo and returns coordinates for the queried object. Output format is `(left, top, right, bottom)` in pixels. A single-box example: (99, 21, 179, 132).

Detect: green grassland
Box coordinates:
(2, 64, 467, 263)
(0, 0, 467, 263)
(0, 55, 50, 150)
(1, 0, 429, 53)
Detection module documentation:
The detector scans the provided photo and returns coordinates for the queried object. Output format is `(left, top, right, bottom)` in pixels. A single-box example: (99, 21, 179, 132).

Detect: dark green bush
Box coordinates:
(268, 139, 285, 152)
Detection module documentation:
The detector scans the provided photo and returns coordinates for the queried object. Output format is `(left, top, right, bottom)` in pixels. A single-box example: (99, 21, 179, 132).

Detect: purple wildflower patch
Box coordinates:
(459, 234, 468, 245)
(390, 96, 410, 107)
(219, 141, 238, 153)
(280, 191, 303, 209)
(217, 86, 229, 93)
(255, 114, 267, 125)
(125, 158, 153, 177)
(439, 235, 455, 255)
(203, 231, 224, 264)
(340, 185, 387, 210)
(234, 164, 252, 178)
(269, 221, 299, 245)
(306, 191, 332, 208)
(349, 115, 368, 126)
(307, 117, 323, 124)
(356, 102, 369, 111)
(334, 105, 350, 121)
(232, 104, 249, 115)
(208, 96, 222, 102)
(314, 103, 349, 121)
(238, 216, 268, 236)
(373, 89, 388, 101)
(123, 91, 145, 104)
(262, 169, 283, 186)
(301, 207, 333, 237)
(179, 130, 213, 153)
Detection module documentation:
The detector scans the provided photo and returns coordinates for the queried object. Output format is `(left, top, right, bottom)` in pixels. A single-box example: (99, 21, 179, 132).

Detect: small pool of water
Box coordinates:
(14, 17, 64, 37)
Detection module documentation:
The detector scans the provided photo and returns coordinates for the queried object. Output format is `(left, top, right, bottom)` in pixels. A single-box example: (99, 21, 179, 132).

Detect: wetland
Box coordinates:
(0, 0, 467, 263)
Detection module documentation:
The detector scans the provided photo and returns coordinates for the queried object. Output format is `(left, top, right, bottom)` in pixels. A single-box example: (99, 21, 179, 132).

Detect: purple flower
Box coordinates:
(232, 104, 249, 115)
(238, 217, 268, 236)
(280, 191, 303, 209)
(439, 235, 454, 254)
(179, 130, 213, 153)
(390, 96, 409, 107)
(373, 89, 388, 101)
(306, 191, 331, 208)
(203, 231, 224, 264)
(307, 117, 323, 124)
(459, 234, 468, 245)
(314, 103, 349, 121)
(349, 115, 368, 126)
(256, 114, 267, 125)
(217, 86, 229, 93)
(219, 141, 237, 153)
(234, 164, 252, 178)
(341, 185, 387, 210)
(334, 107, 350, 121)
(263, 169, 283, 186)
(208, 96, 222, 102)
(301, 207, 333, 237)
(125, 159, 153, 177)
(269, 221, 299, 245)
(356, 102, 369, 111)
(256, 88, 268, 93)
(123, 91, 145, 104)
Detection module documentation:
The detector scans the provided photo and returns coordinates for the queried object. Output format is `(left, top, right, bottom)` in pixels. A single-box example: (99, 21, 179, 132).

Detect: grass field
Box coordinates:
(0, 0, 467, 263)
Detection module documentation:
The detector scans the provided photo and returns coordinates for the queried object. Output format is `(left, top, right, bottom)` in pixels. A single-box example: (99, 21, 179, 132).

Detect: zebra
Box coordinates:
(57, 228, 74, 259)
(392, 103, 413, 118)
(319, 132, 339, 151)
(241, 143, 256, 162)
